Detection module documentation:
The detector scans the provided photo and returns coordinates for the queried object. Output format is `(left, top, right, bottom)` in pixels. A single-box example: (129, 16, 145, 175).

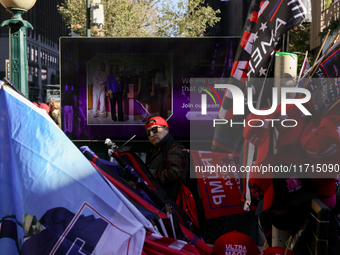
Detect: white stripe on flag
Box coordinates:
(148, 233, 163, 240)
(168, 240, 188, 251)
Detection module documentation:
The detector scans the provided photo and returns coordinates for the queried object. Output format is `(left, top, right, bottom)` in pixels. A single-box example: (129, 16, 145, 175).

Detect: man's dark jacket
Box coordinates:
(146, 134, 189, 202)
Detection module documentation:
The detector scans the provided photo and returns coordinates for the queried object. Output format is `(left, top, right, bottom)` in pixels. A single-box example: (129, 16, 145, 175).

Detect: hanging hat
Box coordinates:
(275, 140, 307, 166)
(248, 154, 276, 214)
(299, 115, 340, 179)
(274, 104, 307, 147)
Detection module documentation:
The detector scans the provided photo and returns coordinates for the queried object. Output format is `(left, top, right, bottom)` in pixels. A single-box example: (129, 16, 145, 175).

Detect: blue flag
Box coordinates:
(0, 85, 146, 254)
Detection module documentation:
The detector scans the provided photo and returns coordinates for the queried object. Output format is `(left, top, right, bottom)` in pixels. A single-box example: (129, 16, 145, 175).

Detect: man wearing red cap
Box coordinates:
(145, 116, 189, 201)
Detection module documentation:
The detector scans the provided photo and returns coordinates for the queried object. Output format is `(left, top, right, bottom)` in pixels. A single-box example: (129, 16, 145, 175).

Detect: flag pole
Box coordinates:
(166, 204, 176, 239)
(150, 219, 161, 235)
(156, 212, 168, 237)
(295, 30, 338, 99)
(301, 30, 339, 89)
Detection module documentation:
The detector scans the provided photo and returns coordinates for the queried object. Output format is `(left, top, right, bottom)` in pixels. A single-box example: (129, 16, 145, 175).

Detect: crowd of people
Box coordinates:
(91, 61, 171, 122)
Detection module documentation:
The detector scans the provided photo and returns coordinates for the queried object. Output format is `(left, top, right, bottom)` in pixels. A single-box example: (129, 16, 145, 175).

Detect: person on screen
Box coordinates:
(130, 68, 139, 89)
(144, 116, 189, 201)
(155, 63, 170, 119)
(137, 62, 155, 120)
(72, 94, 87, 138)
(92, 62, 109, 118)
(107, 66, 125, 122)
(119, 62, 131, 85)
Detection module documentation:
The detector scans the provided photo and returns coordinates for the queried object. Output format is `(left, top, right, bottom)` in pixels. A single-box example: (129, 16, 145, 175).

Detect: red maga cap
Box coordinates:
(213, 230, 260, 255)
(275, 139, 307, 165)
(299, 115, 340, 164)
(274, 104, 307, 147)
(145, 116, 169, 130)
(249, 154, 276, 214)
(316, 179, 336, 197)
(243, 109, 275, 163)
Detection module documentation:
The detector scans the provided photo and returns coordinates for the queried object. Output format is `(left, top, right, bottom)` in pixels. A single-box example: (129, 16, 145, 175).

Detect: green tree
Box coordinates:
(58, 0, 220, 37)
(288, 23, 312, 71)
(156, 0, 220, 37)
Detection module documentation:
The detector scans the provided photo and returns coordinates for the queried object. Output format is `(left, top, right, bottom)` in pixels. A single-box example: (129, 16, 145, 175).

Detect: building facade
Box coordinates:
(310, 0, 340, 57)
(0, 0, 69, 102)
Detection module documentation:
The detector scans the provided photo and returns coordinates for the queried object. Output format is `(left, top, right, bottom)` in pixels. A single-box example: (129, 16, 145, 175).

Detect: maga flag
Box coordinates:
(212, 0, 307, 153)
(0, 85, 147, 254)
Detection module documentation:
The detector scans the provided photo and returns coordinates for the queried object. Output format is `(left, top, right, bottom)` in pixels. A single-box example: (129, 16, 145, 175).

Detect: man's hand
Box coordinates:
(109, 93, 113, 99)
(151, 91, 155, 97)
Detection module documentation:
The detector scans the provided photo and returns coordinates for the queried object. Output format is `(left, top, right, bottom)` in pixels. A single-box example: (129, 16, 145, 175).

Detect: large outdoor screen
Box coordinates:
(60, 37, 239, 142)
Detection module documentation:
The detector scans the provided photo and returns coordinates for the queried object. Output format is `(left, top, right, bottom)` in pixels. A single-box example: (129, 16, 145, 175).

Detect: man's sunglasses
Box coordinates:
(145, 126, 164, 136)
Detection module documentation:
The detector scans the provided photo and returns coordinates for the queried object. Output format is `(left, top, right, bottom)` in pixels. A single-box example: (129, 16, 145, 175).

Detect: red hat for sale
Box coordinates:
(271, 177, 317, 209)
(299, 115, 340, 166)
(255, 175, 317, 215)
(32, 102, 39, 107)
(261, 246, 296, 255)
(248, 154, 276, 214)
(38, 103, 50, 113)
(316, 179, 336, 197)
(145, 116, 169, 130)
(275, 140, 307, 165)
(243, 109, 276, 163)
(320, 194, 336, 210)
(213, 230, 260, 255)
(274, 104, 307, 147)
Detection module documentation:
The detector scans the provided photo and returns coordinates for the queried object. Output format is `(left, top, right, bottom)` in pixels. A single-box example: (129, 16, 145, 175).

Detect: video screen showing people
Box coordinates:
(60, 37, 239, 141)
(87, 53, 173, 125)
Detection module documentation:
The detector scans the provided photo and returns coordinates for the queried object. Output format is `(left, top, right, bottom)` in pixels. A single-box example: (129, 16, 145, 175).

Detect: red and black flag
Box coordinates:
(211, 0, 307, 210)
(212, 0, 307, 153)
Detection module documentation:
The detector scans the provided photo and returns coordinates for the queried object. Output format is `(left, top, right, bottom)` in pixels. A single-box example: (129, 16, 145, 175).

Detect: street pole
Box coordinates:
(87, 0, 91, 37)
(1, 9, 33, 98)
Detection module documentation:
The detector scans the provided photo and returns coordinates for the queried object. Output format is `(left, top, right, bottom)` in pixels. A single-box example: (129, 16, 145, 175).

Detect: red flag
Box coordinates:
(143, 232, 201, 255)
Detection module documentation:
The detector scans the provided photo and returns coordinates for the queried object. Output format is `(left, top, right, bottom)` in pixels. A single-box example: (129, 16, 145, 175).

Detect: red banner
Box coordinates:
(191, 150, 255, 219)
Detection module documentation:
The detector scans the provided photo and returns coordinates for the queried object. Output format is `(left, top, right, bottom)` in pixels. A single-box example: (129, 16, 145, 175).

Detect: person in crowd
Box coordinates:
(38, 102, 50, 114)
(92, 62, 109, 118)
(130, 67, 139, 92)
(144, 116, 189, 201)
(48, 100, 61, 129)
(155, 63, 170, 119)
(137, 62, 155, 120)
(107, 65, 125, 122)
